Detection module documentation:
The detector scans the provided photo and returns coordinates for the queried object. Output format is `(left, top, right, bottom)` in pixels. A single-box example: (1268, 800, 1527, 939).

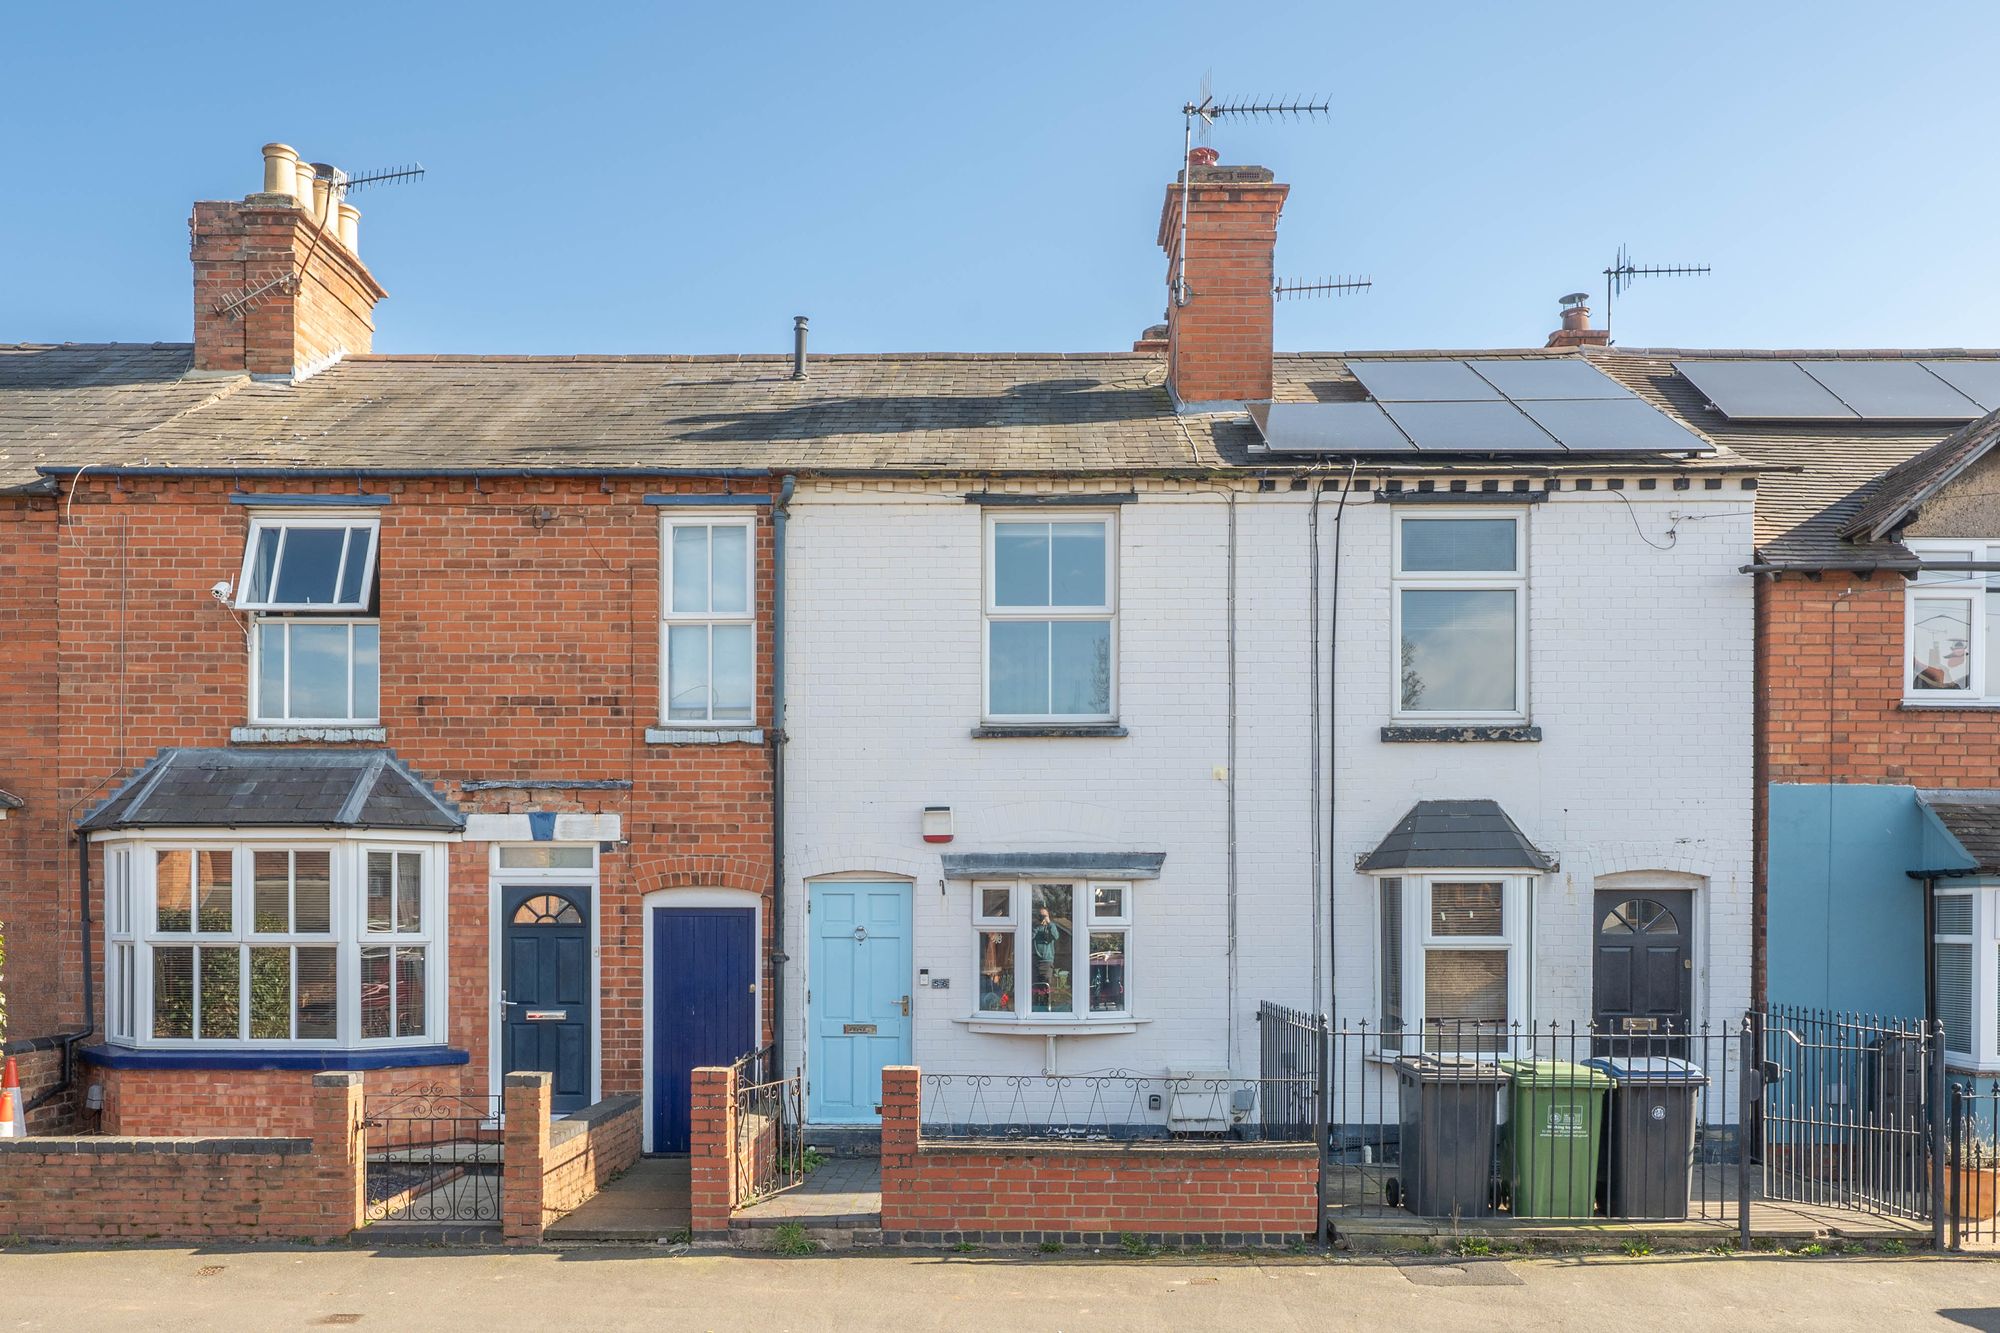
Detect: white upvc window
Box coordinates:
(1932, 882, 2000, 1071)
(972, 880, 1130, 1020)
(237, 511, 383, 727)
(107, 834, 447, 1049)
(1904, 540, 2000, 701)
(660, 514, 756, 726)
(1375, 872, 1535, 1053)
(984, 514, 1117, 722)
(1391, 512, 1528, 722)
(236, 515, 379, 612)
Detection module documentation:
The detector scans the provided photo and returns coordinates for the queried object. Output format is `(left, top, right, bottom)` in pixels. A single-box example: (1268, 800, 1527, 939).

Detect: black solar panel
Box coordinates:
(1349, 360, 1501, 402)
(1796, 361, 1983, 421)
(1518, 398, 1714, 454)
(1673, 361, 1859, 420)
(1466, 358, 1630, 401)
(1246, 401, 1415, 453)
(1921, 361, 2000, 413)
(1380, 400, 1560, 452)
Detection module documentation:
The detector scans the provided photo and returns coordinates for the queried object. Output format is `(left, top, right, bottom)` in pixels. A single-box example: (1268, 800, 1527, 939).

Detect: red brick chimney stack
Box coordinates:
(191, 143, 387, 378)
(1156, 151, 1289, 406)
(1545, 294, 1610, 349)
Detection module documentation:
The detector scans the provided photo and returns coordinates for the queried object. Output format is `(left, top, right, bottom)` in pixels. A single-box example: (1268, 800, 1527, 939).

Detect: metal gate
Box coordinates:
(362, 1086, 504, 1227)
(1754, 1007, 1944, 1234)
(732, 1049, 806, 1206)
(1949, 1079, 2000, 1249)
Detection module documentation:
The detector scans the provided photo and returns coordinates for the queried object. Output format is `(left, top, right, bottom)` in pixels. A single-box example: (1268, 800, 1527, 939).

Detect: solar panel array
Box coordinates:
(1247, 358, 1715, 456)
(1674, 359, 2000, 422)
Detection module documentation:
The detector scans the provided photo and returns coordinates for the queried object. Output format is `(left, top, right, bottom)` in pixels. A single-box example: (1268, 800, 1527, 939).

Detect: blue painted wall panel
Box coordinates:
(1767, 784, 1929, 1019)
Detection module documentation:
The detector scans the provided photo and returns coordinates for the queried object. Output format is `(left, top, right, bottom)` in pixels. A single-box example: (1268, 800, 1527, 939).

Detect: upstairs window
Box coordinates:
(984, 516, 1116, 722)
(661, 515, 756, 726)
(238, 512, 382, 727)
(1393, 513, 1527, 721)
(236, 517, 379, 611)
(1905, 540, 2000, 701)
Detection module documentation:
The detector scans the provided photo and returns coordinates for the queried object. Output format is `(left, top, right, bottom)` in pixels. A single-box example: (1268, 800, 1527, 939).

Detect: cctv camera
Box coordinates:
(210, 580, 233, 601)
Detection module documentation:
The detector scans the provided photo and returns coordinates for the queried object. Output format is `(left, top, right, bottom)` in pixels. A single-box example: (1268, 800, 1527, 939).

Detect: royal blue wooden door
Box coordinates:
(503, 887, 593, 1115)
(652, 907, 756, 1153)
(809, 882, 912, 1124)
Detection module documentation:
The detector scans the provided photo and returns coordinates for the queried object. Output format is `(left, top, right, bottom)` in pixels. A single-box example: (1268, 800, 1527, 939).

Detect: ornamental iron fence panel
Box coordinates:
(732, 1048, 805, 1207)
(361, 1085, 504, 1226)
(1949, 1078, 2000, 1249)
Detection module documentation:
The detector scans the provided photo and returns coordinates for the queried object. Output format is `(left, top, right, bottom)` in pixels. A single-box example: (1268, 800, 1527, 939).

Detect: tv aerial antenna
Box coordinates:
(1175, 76, 1333, 308)
(211, 161, 426, 322)
(1601, 243, 1709, 339)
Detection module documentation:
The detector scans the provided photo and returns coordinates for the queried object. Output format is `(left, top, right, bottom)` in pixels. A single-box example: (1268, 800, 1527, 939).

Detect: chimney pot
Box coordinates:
(262, 143, 301, 200)
(1546, 294, 1609, 348)
(337, 202, 360, 253)
(309, 164, 338, 230)
(1188, 146, 1220, 168)
(792, 315, 810, 380)
(293, 159, 317, 214)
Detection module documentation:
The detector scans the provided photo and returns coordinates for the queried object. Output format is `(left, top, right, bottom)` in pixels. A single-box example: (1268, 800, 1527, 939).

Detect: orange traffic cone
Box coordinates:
(1, 1057, 22, 1137)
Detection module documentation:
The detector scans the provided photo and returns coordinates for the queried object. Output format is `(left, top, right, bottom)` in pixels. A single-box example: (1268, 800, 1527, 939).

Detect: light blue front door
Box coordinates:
(808, 882, 912, 1124)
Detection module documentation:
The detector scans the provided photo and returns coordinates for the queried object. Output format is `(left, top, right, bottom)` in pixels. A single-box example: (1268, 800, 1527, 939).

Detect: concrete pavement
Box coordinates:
(0, 1245, 1994, 1331)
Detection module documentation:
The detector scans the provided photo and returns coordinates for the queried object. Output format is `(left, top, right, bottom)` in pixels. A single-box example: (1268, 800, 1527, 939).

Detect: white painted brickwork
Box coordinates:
(782, 478, 1753, 1092)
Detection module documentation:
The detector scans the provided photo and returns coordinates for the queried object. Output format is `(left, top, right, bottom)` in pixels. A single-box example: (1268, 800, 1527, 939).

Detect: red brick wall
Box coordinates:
(1763, 573, 2000, 785)
(688, 1063, 736, 1238)
(501, 1071, 642, 1244)
(5, 1042, 86, 1135)
(2, 473, 777, 1136)
(0, 1070, 364, 1242)
(1157, 168, 1288, 403)
(877, 1067, 1319, 1245)
(91, 1063, 472, 1138)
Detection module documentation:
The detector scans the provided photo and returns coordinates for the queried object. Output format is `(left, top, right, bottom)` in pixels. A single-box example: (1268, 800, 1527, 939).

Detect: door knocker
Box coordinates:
(853, 926, 869, 943)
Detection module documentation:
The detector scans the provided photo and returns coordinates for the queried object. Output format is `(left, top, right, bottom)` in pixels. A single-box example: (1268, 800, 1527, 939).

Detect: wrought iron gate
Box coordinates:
(362, 1086, 504, 1226)
(732, 1050, 805, 1206)
(1949, 1078, 2000, 1248)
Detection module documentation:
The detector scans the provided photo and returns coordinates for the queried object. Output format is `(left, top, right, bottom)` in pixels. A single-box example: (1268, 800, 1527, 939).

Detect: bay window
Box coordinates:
(1905, 540, 2000, 700)
(103, 835, 446, 1049)
(237, 512, 382, 726)
(973, 880, 1130, 1020)
(660, 515, 755, 725)
(1376, 872, 1535, 1052)
(1932, 882, 2000, 1071)
(984, 515, 1116, 722)
(1392, 512, 1527, 720)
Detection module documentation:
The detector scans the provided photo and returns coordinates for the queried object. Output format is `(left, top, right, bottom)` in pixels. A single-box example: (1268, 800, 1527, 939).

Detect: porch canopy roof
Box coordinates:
(1357, 799, 1556, 874)
(1912, 790, 2000, 878)
(78, 747, 462, 833)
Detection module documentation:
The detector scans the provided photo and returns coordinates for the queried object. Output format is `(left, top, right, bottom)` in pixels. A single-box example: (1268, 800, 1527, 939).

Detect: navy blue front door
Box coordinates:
(503, 887, 593, 1115)
(652, 907, 756, 1153)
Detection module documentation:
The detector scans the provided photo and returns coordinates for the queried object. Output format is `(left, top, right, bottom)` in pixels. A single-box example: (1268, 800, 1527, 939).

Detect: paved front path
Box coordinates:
(1, 1246, 1996, 1331)
(734, 1156, 882, 1228)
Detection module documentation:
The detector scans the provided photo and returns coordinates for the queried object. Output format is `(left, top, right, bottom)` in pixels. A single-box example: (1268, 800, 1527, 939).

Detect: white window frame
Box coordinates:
(249, 617, 381, 725)
(1390, 510, 1529, 724)
(658, 513, 758, 728)
(969, 879, 1132, 1022)
(103, 831, 448, 1051)
(1374, 870, 1535, 1054)
(1903, 540, 1999, 703)
(982, 512, 1118, 724)
(234, 513, 380, 612)
(1932, 881, 2000, 1071)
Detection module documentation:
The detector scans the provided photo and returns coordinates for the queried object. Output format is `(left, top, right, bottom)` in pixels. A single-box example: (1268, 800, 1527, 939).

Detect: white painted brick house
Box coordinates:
(777, 156, 1756, 1129)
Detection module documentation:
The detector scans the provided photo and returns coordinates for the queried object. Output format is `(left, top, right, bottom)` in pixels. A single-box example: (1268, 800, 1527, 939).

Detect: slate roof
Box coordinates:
(1841, 408, 2000, 544)
(78, 748, 462, 832)
(1916, 791, 2000, 876)
(1356, 799, 1556, 873)
(1584, 348, 1995, 568)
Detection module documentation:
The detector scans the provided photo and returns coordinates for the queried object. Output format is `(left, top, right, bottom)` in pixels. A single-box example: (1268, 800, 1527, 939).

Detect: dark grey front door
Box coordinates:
(1593, 890, 1693, 1052)
(503, 886, 592, 1114)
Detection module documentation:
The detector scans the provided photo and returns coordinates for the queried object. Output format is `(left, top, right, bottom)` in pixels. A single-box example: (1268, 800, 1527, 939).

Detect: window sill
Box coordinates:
(971, 724, 1129, 740)
(81, 1043, 469, 1072)
(1899, 700, 2000, 712)
(231, 725, 386, 744)
(1380, 724, 1541, 743)
(956, 1017, 1147, 1036)
(645, 727, 766, 745)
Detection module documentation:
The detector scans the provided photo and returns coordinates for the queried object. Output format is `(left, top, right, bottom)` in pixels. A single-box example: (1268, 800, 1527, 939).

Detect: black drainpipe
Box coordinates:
(770, 474, 796, 1072)
(1922, 874, 1937, 1030)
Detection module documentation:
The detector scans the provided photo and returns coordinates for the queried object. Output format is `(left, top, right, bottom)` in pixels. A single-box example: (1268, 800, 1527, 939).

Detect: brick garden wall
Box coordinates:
(500, 1071, 642, 1245)
(0, 1071, 364, 1242)
(876, 1067, 1318, 1247)
(89, 1063, 473, 1138)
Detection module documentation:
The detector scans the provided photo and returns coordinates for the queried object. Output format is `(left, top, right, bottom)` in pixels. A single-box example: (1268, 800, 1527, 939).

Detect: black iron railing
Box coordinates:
(361, 1085, 504, 1226)
(732, 1049, 805, 1206)
(1949, 1078, 2000, 1249)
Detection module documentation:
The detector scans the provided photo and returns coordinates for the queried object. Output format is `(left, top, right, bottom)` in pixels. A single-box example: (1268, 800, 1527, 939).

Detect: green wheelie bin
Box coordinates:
(1496, 1059, 1614, 1218)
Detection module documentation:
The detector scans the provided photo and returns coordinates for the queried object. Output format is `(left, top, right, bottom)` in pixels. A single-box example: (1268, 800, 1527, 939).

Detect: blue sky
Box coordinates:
(6, 2, 1999, 355)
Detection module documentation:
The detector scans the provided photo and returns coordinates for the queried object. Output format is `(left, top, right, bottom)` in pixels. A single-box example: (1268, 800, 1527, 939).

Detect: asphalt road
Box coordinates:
(0, 1245, 1994, 1331)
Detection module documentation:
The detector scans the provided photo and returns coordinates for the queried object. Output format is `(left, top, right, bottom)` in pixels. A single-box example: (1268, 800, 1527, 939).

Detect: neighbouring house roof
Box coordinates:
(1356, 799, 1556, 873)
(1584, 348, 1994, 569)
(78, 748, 462, 832)
(1914, 791, 2000, 877)
(1840, 409, 2000, 545)
(0, 788, 21, 811)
